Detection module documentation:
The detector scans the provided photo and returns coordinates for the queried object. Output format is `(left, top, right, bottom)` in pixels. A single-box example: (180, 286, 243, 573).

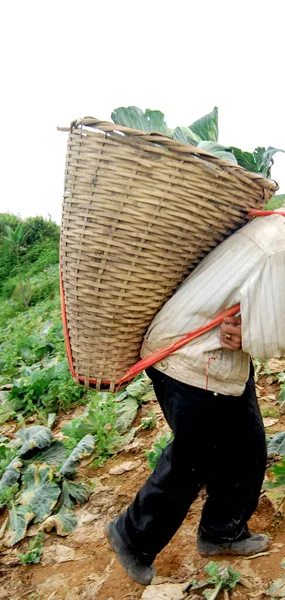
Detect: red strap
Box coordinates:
(249, 210, 285, 217)
(116, 304, 240, 386)
(60, 209, 284, 388)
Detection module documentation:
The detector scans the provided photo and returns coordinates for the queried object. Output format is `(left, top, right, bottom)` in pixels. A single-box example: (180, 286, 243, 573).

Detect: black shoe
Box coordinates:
(105, 519, 156, 585)
(197, 532, 269, 556)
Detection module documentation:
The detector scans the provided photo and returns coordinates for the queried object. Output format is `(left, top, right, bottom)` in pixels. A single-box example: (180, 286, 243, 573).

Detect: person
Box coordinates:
(105, 207, 285, 585)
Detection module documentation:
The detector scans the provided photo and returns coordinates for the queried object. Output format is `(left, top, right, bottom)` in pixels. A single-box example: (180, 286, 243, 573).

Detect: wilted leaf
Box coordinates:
(59, 435, 96, 477)
(267, 574, 285, 597)
(19, 464, 61, 523)
(6, 504, 35, 546)
(115, 396, 138, 433)
(27, 441, 67, 466)
(39, 507, 77, 536)
(13, 426, 53, 455)
(189, 106, 219, 142)
(268, 433, 285, 457)
(0, 458, 22, 489)
(61, 480, 90, 508)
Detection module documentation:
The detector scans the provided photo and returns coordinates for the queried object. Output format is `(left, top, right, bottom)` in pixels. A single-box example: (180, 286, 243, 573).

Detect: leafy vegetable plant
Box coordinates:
(203, 561, 240, 600)
(112, 105, 284, 178)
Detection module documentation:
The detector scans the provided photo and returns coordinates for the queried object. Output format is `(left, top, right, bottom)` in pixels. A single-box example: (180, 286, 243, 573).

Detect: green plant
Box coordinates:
(6, 361, 86, 415)
(203, 561, 240, 600)
(0, 425, 94, 546)
(146, 432, 173, 471)
(140, 412, 157, 430)
(62, 392, 120, 466)
(0, 483, 19, 509)
(261, 408, 279, 418)
(112, 106, 284, 178)
(18, 532, 45, 565)
(3, 223, 31, 308)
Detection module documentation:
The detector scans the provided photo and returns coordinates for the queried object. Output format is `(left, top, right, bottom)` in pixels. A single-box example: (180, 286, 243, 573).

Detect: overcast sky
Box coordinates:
(1, 0, 284, 224)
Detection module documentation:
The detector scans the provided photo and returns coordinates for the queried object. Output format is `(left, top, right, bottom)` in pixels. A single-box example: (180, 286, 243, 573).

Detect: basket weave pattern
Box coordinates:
(60, 119, 278, 390)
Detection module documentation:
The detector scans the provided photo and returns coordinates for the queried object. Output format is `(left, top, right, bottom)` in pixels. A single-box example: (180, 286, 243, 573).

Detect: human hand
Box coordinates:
(220, 315, 242, 351)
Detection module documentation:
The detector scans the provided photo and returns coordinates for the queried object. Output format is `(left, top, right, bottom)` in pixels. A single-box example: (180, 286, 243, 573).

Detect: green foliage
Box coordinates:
(112, 105, 283, 177)
(40, 506, 77, 536)
(0, 295, 63, 381)
(146, 432, 173, 471)
(59, 435, 96, 477)
(0, 423, 93, 545)
(6, 361, 86, 415)
(203, 561, 240, 600)
(265, 194, 285, 211)
(268, 433, 285, 457)
(62, 392, 120, 466)
(0, 445, 18, 479)
(140, 412, 157, 430)
(0, 213, 59, 301)
(19, 464, 61, 523)
(230, 146, 284, 179)
(111, 106, 171, 135)
(115, 396, 138, 434)
(7, 504, 35, 546)
(188, 106, 219, 142)
(13, 426, 53, 455)
(0, 458, 22, 489)
(264, 456, 285, 489)
(0, 483, 19, 509)
(61, 480, 91, 507)
(18, 532, 45, 565)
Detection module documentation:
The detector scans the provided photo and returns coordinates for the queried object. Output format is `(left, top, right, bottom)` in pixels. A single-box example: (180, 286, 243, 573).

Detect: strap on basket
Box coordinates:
(61, 210, 285, 389)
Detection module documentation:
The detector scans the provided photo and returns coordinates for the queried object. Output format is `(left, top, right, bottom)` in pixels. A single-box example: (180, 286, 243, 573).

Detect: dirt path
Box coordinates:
(1, 378, 285, 600)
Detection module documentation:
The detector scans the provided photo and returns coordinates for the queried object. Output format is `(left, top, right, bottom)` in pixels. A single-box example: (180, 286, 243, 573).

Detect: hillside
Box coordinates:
(1, 214, 285, 599)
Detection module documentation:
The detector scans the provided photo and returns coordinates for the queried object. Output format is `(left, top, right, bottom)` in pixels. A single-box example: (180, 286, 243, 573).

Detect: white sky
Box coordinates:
(0, 0, 284, 224)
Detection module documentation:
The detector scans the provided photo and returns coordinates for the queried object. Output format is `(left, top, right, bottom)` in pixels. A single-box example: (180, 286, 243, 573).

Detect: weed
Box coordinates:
(261, 408, 280, 418)
(18, 532, 45, 565)
(146, 432, 173, 471)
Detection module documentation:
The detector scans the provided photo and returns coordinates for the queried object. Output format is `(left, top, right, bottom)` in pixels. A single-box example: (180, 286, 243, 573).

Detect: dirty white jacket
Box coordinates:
(140, 211, 285, 395)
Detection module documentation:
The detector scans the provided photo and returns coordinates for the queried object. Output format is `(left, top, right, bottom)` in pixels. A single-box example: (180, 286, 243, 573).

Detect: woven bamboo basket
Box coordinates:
(59, 118, 278, 390)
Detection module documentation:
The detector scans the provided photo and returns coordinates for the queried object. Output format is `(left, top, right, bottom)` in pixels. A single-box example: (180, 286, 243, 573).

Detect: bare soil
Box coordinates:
(1, 373, 285, 600)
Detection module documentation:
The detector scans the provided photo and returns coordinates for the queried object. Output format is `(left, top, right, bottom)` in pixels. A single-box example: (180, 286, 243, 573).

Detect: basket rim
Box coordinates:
(58, 116, 279, 195)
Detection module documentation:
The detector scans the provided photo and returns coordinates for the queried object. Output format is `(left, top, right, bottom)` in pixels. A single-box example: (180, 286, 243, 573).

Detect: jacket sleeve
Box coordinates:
(239, 251, 285, 359)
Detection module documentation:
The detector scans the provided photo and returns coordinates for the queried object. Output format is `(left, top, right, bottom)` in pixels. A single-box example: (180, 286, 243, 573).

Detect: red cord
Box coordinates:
(60, 209, 285, 388)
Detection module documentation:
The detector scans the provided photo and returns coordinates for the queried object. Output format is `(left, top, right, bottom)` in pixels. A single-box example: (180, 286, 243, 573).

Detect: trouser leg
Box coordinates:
(199, 374, 267, 543)
(116, 367, 267, 561)
(116, 367, 216, 561)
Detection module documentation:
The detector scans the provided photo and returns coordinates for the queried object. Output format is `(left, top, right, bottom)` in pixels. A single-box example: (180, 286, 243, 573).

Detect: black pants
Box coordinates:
(116, 365, 267, 565)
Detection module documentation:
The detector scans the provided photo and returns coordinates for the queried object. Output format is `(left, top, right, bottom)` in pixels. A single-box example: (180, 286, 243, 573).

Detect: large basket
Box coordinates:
(60, 118, 278, 390)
